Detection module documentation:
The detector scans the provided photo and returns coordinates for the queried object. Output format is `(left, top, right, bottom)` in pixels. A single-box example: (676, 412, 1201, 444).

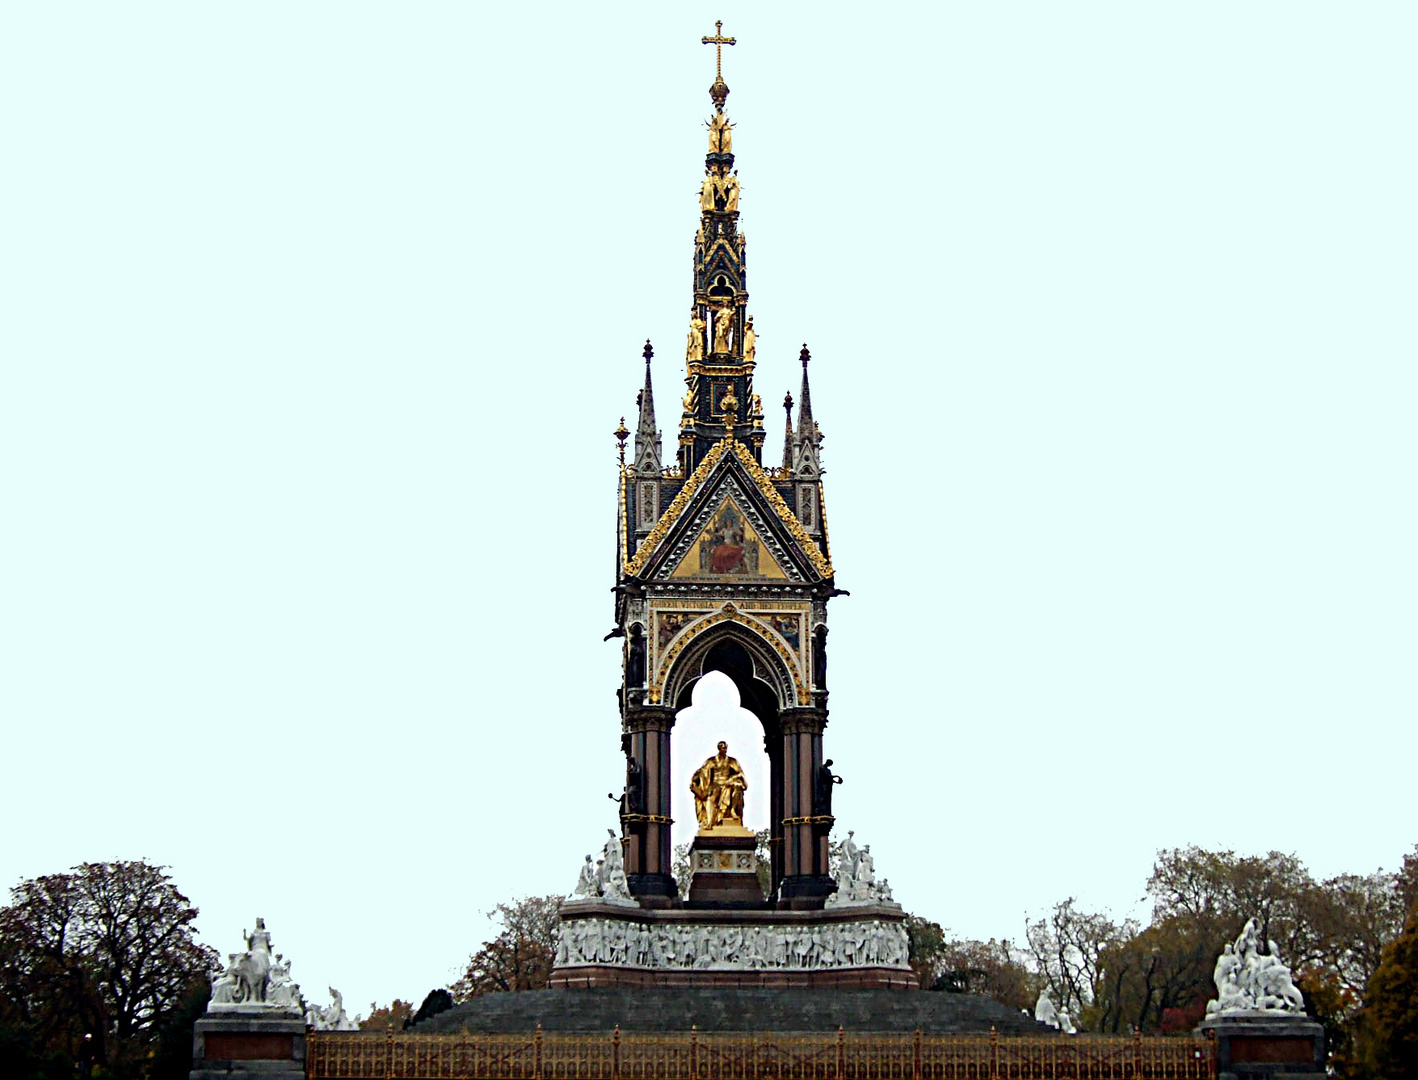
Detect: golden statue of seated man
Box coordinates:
(691, 741, 747, 831)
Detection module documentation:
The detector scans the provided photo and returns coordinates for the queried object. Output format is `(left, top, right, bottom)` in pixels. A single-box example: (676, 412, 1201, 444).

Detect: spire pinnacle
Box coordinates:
(633, 340, 662, 475)
(782, 392, 794, 470)
(790, 346, 822, 478)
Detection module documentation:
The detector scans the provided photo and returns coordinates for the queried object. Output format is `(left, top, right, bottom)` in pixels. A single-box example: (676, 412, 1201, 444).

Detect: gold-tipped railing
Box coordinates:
(307, 1027, 1215, 1080)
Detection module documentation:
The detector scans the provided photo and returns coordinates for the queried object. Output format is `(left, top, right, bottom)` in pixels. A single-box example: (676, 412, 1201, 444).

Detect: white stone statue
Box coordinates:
(572, 854, 597, 899)
(1206, 918, 1306, 1016)
(825, 831, 897, 908)
(307, 987, 358, 1031)
(569, 831, 637, 906)
(208, 918, 303, 1015)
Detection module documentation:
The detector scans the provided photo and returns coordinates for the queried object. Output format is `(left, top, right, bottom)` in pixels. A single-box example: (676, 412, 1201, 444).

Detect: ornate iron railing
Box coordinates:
(307, 1027, 1215, 1080)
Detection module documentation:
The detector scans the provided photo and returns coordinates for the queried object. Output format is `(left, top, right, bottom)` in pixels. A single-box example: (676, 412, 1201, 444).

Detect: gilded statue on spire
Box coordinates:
(708, 112, 734, 154)
(723, 172, 740, 211)
(686, 309, 706, 365)
(711, 302, 734, 355)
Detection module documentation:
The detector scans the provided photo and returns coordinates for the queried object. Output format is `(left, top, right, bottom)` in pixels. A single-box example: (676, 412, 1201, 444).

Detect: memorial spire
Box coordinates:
(679, 20, 760, 473)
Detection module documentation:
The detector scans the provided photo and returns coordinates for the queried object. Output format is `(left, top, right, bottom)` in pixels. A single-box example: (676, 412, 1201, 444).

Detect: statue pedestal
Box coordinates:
(687, 830, 763, 906)
(1198, 1013, 1326, 1080)
(190, 1014, 305, 1080)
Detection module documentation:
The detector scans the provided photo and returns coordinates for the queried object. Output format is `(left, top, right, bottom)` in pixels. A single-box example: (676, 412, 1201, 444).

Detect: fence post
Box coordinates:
(988, 1027, 997, 1080)
(1205, 1029, 1217, 1080)
(913, 1029, 921, 1080)
(691, 1025, 698, 1080)
(385, 1025, 394, 1080)
(613, 1025, 621, 1080)
(535, 1024, 543, 1080)
(1133, 1029, 1142, 1079)
(837, 1026, 845, 1080)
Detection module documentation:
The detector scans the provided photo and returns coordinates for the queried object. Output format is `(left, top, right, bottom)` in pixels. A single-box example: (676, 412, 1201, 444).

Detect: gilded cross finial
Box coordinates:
(701, 20, 736, 79)
(702, 20, 736, 112)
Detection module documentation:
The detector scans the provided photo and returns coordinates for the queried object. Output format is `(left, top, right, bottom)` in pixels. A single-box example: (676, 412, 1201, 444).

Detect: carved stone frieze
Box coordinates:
(553, 916, 908, 972)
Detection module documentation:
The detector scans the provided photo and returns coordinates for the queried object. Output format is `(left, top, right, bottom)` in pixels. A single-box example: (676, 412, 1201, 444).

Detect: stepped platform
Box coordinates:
(413, 988, 1055, 1035)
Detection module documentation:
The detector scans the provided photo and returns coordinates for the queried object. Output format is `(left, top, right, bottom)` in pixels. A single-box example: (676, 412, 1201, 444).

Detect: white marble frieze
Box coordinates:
(553, 917, 909, 972)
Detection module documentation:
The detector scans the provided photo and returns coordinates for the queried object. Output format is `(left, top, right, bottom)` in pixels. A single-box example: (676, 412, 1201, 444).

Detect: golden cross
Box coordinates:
(701, 20, 736, 79)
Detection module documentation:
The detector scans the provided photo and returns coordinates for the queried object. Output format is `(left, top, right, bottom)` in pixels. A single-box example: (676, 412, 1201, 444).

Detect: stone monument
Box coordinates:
(1197, 919, 1325, 1079)
(547, 17, 915, 993)
(191, 918, 306, 1080)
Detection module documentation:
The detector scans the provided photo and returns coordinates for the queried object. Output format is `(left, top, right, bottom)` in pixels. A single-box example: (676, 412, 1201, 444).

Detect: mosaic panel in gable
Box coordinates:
(661, 488, 795, 582)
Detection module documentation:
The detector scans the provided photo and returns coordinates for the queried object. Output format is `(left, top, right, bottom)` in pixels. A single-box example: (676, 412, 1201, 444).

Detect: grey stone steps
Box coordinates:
(415, 989, 1056, 1035)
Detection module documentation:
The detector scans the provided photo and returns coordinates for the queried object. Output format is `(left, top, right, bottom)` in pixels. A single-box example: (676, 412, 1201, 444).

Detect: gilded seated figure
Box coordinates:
(690, 741, 747, 831)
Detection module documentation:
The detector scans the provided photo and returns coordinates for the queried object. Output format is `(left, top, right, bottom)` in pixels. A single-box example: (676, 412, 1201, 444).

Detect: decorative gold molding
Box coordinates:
(728, 441, 833, 578)
(623, 439, 731, 577)
(650, 601, 807, 706)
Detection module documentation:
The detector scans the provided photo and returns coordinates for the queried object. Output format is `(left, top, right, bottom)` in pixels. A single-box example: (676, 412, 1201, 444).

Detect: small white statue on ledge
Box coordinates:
(569, 830, 637, 906)
(306, 986, 358, 1031)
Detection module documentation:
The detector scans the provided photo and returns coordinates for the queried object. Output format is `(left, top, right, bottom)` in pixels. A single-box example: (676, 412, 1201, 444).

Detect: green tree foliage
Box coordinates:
(0, 860, 218, 1080)
(451, 896, 560, 999)
(1363, 904, 1418, 1080)
(1026, 899, 1137, 1027)
(359, 999, 414, 1030)
(907, 916, 1035, 1007)
(1009, 844, 1415, 1078)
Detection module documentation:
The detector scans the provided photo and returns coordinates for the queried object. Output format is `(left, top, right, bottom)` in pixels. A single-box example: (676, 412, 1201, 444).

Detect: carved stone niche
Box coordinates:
(1198, 1015, 1326, 1080)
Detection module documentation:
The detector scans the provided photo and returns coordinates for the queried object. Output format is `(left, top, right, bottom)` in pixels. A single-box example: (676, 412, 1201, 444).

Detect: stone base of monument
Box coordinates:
(1198, 1014, 1326, 1080)
(550, 899, 919, 990)
(686, 830, 763, 906)
(190, 1014, 306, 1080)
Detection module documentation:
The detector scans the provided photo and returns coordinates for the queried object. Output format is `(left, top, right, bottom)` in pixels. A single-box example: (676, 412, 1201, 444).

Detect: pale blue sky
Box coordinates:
(2, 4, 1414, 1012)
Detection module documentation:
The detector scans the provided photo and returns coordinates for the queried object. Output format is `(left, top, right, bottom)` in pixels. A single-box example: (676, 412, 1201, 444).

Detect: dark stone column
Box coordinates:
(623, 706, 677, 899)
(776, 708, 834, 904)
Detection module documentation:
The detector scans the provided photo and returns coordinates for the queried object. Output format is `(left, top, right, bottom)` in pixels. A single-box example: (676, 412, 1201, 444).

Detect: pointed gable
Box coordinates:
(624, 435, 831, 583)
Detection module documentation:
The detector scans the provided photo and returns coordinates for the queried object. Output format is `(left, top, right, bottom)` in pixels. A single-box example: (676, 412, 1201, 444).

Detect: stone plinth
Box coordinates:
(191, 1015, 305, 1080)
(687, 830, 763, 906)
(551, 899, 917, 991)
(1199, 1014, 1326, 1080)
